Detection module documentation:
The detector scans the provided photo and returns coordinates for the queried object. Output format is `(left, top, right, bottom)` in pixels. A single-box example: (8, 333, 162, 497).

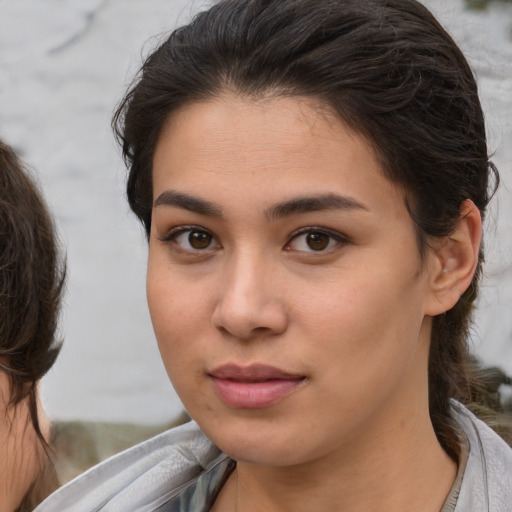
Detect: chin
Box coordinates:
(197, 415, 314, 467)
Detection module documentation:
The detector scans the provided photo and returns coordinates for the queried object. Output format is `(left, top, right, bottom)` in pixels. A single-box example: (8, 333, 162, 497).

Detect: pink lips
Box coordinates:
(208, 364, 305, 409)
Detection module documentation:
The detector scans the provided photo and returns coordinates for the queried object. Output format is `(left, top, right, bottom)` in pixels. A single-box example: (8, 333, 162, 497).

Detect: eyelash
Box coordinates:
(285, 227, 349, 253)
(159, 225, 349, 253)
(159, 225, 219, 251)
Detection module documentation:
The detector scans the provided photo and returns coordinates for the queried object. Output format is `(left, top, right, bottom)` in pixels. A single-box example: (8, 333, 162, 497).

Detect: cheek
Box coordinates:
(302, 266, 426, 377)
(148, 280, 196, 350)
(147, 253, 202, 332)
(146, 266, 213, 382)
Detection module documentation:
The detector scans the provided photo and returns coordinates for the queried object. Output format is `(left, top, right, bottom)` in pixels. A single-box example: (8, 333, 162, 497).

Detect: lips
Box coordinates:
(208, 364, 306, 409)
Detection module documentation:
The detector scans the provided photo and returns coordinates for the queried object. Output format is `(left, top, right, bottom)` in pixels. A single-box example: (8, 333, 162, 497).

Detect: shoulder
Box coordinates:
(451, 401, 512, 512)
(34, 420, 222, 512)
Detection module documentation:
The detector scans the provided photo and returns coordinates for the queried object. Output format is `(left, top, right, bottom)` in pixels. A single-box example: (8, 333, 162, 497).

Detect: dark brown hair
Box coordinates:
(112, 0, 503, 456)
(0, 140, 65, 504)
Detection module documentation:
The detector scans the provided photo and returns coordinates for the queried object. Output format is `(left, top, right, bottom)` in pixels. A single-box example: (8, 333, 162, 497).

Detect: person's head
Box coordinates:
(0, 140, 65, 510)
(113, 0, 496, 461)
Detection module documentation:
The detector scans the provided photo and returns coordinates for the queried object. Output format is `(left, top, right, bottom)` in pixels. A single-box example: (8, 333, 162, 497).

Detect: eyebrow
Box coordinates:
(154, 191, 223, 217)
(153, 190, 368, 220)
(265, 193, 368, 220)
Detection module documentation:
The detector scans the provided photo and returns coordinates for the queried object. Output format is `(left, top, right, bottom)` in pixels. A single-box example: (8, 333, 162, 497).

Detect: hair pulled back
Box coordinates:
(113, 0, 500, 456)
(0, 141, 65, 445)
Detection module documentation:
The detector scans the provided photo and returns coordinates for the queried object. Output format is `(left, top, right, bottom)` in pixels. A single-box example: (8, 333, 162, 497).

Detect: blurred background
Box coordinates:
(0, 0, 511, 436)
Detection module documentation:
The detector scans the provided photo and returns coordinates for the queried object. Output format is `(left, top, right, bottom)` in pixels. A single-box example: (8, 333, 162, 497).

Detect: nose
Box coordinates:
(212, 253, 288, 340)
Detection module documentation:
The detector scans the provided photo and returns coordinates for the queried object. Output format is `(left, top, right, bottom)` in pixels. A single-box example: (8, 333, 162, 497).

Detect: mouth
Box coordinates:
(208, 364, 306, 409)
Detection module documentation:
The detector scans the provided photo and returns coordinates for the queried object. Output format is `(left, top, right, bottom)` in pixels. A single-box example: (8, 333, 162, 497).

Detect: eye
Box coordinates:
(286, 229, 345, 252)
(163, 226, 220, 251)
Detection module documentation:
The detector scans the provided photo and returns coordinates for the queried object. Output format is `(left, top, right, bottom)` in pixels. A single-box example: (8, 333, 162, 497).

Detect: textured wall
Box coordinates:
(0, 0, 510, 424)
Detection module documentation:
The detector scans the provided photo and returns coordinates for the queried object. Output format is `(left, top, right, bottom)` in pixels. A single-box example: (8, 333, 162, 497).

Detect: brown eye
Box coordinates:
(189, 230, 212, 249)
(306, 232, 330, 251)
(286, 228, 345, 253)
(169, 227, 220, 251)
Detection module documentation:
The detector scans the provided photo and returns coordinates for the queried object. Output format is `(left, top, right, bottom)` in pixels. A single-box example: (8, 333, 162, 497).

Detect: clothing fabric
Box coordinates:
(447, 402, 512, 511)
(34, 403, 512, 512)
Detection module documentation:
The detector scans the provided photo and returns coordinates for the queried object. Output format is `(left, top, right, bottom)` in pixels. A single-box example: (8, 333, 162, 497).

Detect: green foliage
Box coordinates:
(465, 0, 512, 9)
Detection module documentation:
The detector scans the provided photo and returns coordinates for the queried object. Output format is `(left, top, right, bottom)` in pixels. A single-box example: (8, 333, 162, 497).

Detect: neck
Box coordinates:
(216, 408, 456, 512)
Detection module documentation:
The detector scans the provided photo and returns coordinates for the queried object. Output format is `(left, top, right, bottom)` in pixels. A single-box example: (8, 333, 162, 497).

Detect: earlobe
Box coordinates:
(425, 200, 482, 316)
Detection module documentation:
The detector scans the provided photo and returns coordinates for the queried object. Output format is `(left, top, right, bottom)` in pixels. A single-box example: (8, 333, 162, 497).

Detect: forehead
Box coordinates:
(152, 94, 404, 215)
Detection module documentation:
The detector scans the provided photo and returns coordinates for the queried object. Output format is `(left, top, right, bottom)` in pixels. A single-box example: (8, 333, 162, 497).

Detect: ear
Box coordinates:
(425, 199, 482, 316)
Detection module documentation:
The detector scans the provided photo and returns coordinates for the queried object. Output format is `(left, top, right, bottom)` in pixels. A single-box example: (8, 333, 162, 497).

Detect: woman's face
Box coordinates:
(148, 95, 439, 467)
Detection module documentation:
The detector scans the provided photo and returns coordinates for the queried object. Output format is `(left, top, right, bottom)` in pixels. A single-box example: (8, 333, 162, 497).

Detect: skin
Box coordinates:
(0, 373, 48, 512)
(147, 94, 481, 512)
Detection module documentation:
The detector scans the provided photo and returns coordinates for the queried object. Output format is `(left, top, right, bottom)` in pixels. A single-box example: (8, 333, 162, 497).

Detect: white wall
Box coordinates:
(0, 0, 510, 425)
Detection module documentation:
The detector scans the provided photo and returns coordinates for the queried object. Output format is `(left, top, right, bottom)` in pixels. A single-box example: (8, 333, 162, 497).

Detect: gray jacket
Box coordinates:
(34, 403, 512, 511)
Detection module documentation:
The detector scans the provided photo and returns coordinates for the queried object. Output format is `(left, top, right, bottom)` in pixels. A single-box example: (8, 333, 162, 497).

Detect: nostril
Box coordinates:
(211, 297, 288, 340)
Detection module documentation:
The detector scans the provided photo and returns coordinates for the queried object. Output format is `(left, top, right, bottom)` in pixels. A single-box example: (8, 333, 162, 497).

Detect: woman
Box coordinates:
(35, 0, 512, 510)
(0, 140, 65, 511)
